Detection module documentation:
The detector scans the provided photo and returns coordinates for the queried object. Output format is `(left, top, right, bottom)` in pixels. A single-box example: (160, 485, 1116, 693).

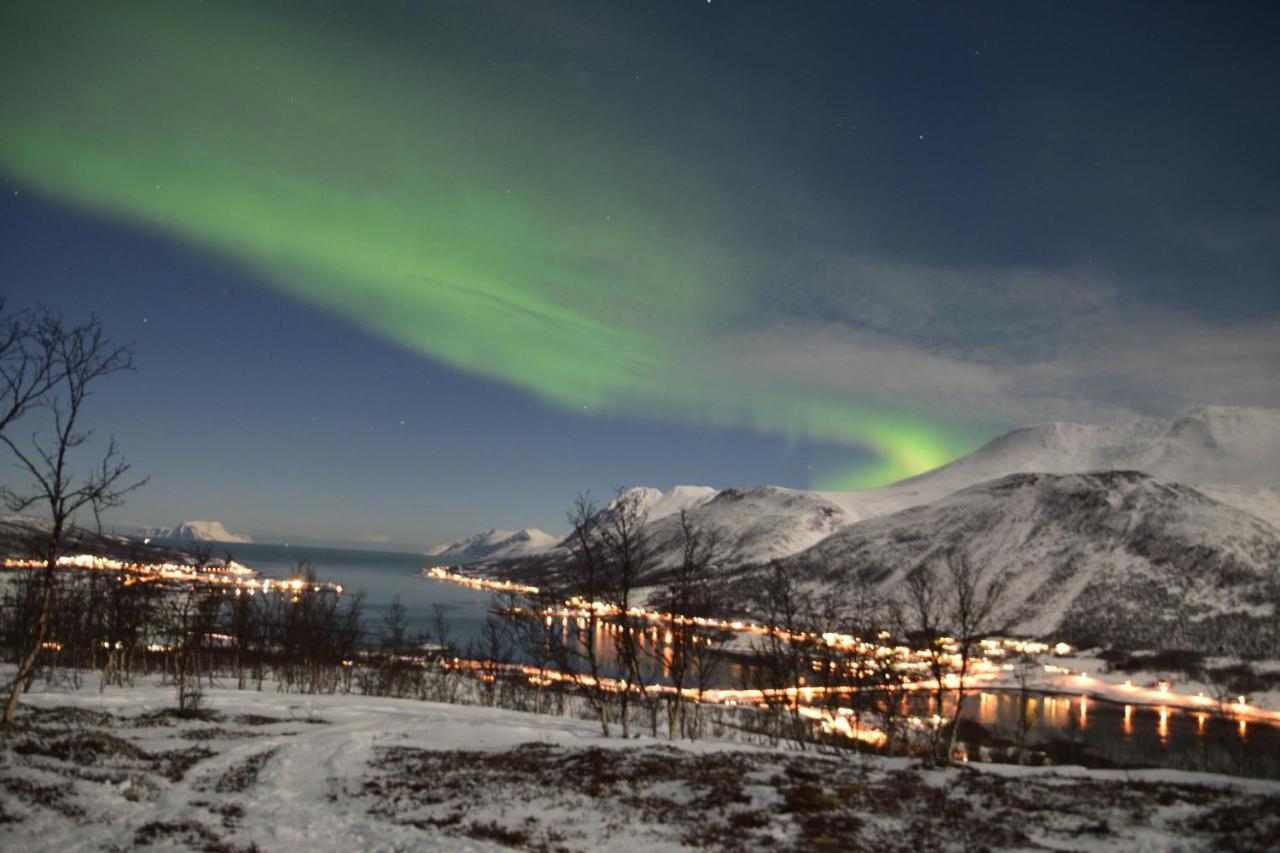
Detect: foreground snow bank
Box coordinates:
(2, 677, 1278, 851)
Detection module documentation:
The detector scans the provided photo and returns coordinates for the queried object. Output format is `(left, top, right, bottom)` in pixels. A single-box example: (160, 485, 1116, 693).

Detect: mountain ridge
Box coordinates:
(138, 520, 252, 544)
(778, 470, 1280, 655)
(426, 527, 560, 562)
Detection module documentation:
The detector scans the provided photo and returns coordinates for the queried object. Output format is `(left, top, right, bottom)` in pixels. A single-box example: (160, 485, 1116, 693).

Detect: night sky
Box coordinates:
(2, 1, 1277, 549)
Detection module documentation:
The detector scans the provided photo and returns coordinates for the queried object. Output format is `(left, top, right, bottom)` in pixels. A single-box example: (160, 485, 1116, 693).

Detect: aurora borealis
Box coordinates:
(3, 1, 1278, 546)
(0, 0, 971, 486)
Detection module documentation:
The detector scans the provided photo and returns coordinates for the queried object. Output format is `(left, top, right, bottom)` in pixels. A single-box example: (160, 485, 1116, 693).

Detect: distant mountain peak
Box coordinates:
(426, 527, 559, 561)
(140, 520, 252, 544)
(613, 484, 718, 521)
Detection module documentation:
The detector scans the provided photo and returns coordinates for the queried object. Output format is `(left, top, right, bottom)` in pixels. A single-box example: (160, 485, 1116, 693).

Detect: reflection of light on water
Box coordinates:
(978, 692, 997, 725)
(1197, 712, 1207, 733)
(1158, 706, 1170, 743)
(1124, 704, 1133, 736)
(1043, 695, 1068, 728)
(1240, 718, 1248, 737)
(1079, 695, 1088, 729)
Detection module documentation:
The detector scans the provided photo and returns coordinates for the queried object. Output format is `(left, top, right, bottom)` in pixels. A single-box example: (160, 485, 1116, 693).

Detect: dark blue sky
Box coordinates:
(2, 1, 1277, 549)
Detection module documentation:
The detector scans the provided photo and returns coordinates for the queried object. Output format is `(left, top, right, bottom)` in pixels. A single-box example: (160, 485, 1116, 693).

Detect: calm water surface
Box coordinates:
(960, 690, 1280, 777)
(210, 542, 497, 643)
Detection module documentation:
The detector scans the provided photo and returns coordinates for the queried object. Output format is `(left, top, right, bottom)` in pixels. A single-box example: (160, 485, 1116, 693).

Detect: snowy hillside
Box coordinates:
(476, 407, 1280, 606)
(612, 484, 718, 522)
(785, 406, 1280, 538)
(824, 406, 1280, 522)
(7, 678, 1276, 852)
(425, 527, 560, 561)
(640, 485, 849, 566)
(0, 517, 213, 564)
(788, 471, 1280, 655)
(140, 521, 252, 544)
(1196, 484, 1280, 532)
(486, 485, 851, 579)
(606, 483, 848, 566)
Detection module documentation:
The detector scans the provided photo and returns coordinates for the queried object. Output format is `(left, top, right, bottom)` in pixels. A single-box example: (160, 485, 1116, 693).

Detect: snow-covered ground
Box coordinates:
(2, 674, 1279, 851)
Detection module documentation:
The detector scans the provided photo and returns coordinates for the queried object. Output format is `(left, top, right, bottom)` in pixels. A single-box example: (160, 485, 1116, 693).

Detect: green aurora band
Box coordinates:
(0, 1, 984, 487)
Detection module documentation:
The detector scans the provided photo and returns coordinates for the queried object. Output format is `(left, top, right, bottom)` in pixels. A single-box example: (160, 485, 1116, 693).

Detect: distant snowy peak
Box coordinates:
(426, 527, 559, 561)
(612, 485, 719, 522)
(142, 521, 252, 544)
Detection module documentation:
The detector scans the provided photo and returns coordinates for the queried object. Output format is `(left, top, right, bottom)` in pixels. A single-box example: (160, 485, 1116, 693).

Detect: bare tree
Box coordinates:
(168, 582, 223, 714)
(469, 613, 513, 707)
(866, 642, 911, 757)
(378, 594, 413, 697)
(941, 551, 1010, 762)
(650, 509, 724, 740)
(0, 313, 143, 725)
(595, 488, 655, 738)
(744, 560, 812, 747)
(0, 301, 61, 435)
(98, 542, 161, 690)
(895, 561, 951, 762)
(1204, 664, 1254, 776)
(1010, 650, 1039, 764)
(547, 493, 617, 736)
(496, 590, 558, 715)
(895, 550, 1010, 764)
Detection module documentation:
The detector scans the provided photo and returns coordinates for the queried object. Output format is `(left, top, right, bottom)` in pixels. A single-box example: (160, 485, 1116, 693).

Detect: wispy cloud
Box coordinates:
(717, 254, 1280, 430)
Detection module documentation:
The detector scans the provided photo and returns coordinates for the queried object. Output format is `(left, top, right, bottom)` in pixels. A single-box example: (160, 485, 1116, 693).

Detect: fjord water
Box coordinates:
(963, 691, 1280, 778)
(212, 541, 496, 644)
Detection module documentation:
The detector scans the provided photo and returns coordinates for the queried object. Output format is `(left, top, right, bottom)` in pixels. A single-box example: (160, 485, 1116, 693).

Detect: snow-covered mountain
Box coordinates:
(1, 516, 201, 564)
(476, 485, 851, 583)
(602, 407, 1278, 568)
(474, 406, 1280, 654)
(139, 521, 252, 544)
(426, 527, 560, 562)
(820, 406, 1280, 525)
(638, 485, 849, 567)
(616, 485, 718, 522)
(930, 406, 1277, 489)
(782, 471, 1280, 655)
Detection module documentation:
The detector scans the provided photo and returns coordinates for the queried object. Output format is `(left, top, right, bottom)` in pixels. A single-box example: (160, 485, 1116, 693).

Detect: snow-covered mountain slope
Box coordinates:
(615, 485, 718, 522)
(582, 484, 848, 568)
(1, 517, 202, 564)
(640, 485, 849, 567)
(139, 520, 252, 544)
(1196, 484, 1280, 532)
(787, 471, 1280, 655)
(475, 485, 850, 579)
(651, 407, 1280, 565)
(826, 406, 1280, 520)
(426, 527, 559, 561)
(478, 407, 1280, 599)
